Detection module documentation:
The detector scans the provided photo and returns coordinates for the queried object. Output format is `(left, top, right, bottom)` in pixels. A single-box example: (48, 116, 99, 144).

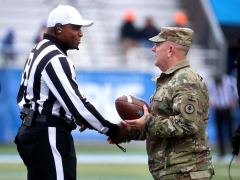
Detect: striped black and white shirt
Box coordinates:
(17, 34, 119, 137)
(207, 74, 238, 109)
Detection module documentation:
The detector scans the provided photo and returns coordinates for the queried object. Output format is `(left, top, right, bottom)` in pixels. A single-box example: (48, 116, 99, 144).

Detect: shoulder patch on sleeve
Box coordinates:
(185, 104, 195, 114)
(180, 95, 198, 121)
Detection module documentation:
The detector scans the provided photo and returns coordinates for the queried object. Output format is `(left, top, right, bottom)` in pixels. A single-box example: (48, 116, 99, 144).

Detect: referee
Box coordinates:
(15, 5, 127, 180)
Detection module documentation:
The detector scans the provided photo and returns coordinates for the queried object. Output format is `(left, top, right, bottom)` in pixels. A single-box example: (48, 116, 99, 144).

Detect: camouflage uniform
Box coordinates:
(129, 28, 214, 180)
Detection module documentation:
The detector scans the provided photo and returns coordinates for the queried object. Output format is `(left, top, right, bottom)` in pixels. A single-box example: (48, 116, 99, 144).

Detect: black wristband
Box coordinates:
(105, 122, 119, 138)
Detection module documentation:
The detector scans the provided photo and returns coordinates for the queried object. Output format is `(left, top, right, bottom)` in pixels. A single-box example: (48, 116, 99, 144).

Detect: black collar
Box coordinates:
(43, 33, 68, 56)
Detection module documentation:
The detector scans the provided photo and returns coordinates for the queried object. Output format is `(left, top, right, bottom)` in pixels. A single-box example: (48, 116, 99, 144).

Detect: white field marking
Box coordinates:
(0, 154, 148, 164)
(0, 153, 237, 164)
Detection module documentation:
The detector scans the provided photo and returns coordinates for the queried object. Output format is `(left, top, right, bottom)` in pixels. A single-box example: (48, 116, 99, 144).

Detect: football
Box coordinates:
(115, 95, 150, 120)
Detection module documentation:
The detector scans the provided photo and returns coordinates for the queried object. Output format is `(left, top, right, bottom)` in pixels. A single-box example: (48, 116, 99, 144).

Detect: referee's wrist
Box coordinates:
(105, 123, 119, 138)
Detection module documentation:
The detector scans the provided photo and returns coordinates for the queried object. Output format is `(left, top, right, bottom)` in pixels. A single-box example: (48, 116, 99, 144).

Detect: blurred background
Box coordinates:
(0, 0, 240, 179)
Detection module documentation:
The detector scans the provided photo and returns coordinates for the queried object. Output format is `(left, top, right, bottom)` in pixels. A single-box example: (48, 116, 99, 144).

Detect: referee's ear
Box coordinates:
(55, 25, 63, 35)
(54, 23, 63, 35)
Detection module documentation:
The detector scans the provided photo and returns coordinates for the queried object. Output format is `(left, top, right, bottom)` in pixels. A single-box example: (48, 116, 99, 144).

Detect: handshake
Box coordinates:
(76, 120, 131, 145)
(76, 95, 150, 151)
(77, 120, 131, 152)
(108, 103, 149, 152)
(108, 95, 150, 146)
(107, 121, 131, 145)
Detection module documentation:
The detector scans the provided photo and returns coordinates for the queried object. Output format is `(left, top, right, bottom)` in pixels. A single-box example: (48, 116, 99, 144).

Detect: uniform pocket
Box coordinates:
(20, 133, 38, 143)
(150, 87, 164, 103)
(153, 96, 163, 102)
(189, 170, 212, 179)
(153, 90, 163, 102)
(151, 92, 163, 112)
(18, 132, 41, 166)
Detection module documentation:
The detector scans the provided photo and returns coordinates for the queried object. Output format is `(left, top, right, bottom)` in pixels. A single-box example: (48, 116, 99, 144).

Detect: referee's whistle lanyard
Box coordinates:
(111, 139, 126, 152)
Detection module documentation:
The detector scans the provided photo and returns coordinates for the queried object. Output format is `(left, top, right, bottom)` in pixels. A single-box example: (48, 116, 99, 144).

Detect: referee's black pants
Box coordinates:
(215, 108, 233, 157)
(15, 115, 76, 180)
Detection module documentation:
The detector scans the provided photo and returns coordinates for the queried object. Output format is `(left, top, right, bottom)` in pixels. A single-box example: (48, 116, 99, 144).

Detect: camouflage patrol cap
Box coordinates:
(149, 27, 194, 46)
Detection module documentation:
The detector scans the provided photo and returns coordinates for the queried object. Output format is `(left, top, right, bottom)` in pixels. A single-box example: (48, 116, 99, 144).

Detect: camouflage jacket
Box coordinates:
(130, 59, 213, 180)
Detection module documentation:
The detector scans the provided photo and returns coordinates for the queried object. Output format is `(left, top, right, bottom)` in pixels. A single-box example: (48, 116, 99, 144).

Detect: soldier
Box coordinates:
(108, 27, 214, 180)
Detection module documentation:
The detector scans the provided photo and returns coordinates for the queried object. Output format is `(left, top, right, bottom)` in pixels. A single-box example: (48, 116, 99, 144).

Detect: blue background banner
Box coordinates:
(209, 0, 240, 25)
(0, 69, 218, 143)
(0, 69, 156, 142)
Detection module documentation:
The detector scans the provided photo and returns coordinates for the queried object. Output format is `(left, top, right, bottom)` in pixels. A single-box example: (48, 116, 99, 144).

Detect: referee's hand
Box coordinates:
(107, 121, 130, 144)
(76, 121, 87, 132)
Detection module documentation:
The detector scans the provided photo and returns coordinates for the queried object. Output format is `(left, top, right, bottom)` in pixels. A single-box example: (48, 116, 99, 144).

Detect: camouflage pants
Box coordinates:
(159, 174, 211, 180)
(155, 170, 213, 180)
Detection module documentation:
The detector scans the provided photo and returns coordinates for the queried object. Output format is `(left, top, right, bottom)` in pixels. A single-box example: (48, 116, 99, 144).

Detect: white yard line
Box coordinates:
(0, 153, 237, 164)
(0, 153, 148, 164)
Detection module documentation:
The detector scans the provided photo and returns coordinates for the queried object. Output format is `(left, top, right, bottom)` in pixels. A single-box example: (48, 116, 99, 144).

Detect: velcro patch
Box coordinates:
(179, 94, 198, 122)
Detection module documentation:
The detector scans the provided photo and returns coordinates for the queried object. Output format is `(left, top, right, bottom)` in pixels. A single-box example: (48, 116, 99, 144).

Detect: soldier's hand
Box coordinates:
(125, 105, 149, 130)
(107, 121, 130, 144)
(76, 120, 87, 132)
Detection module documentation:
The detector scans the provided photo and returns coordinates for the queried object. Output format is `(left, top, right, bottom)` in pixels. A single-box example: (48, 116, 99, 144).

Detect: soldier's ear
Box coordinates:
(168, 45, 174, 57)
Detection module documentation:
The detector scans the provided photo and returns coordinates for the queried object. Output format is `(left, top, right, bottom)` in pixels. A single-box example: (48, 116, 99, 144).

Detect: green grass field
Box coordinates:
(0, 142, 240, 180)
